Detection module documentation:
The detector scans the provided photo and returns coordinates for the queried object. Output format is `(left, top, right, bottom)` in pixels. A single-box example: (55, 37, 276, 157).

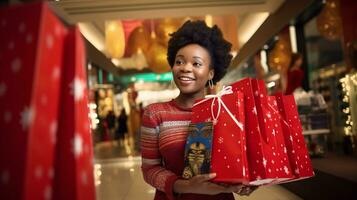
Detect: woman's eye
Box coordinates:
(193, 62, 202, 67)
(175, 60, 184, 65)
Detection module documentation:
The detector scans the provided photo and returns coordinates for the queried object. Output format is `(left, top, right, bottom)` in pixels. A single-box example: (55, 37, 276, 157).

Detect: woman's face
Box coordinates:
(172, 44, 214, 96)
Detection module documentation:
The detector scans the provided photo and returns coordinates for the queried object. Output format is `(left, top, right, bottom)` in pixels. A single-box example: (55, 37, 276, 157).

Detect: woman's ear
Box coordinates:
(209, 69, 214, 81)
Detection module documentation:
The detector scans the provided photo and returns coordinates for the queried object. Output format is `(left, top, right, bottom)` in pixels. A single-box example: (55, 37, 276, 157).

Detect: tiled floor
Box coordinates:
(94, 146, 303, 200)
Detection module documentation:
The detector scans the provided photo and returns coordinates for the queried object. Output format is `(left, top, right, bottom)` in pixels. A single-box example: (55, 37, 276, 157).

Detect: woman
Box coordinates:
(141, 20, 257, 200)
(284, 53, 304, 95)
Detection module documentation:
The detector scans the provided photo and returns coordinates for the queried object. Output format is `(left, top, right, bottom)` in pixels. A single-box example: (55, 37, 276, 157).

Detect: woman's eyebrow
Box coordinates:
(176, 55, 184, 58)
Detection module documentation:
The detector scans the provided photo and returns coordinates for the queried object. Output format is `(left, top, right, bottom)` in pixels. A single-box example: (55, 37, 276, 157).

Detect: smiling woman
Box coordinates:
(140, 20, 255, 200)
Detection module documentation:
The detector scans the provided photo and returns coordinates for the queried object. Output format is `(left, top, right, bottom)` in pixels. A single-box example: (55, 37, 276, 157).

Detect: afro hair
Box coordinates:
(167, 20, 233, 84)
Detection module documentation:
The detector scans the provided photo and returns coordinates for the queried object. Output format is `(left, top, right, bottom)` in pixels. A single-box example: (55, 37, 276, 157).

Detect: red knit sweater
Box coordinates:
(141, 100, 234, 200)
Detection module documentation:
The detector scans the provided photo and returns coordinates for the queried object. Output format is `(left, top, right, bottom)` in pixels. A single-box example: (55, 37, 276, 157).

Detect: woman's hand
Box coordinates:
(174, 173, 244, 195)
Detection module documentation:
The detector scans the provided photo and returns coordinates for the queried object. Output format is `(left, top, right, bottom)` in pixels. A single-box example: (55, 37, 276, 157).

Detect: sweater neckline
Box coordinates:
(169, 99, 192, 112)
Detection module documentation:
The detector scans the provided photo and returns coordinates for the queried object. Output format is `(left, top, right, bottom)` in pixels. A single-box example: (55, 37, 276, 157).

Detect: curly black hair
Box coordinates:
(167, 20, 233, 84)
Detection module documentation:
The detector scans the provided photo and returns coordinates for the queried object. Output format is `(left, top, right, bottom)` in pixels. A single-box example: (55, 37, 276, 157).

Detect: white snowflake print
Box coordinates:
(227, 165, 230, 169)
(289, 135, 293, 142)
(218, 137, 224, 144)
(20, 106, 35, 131)
(284, 166, 289, 175)
(254, 91, 259, 96)
(217, 149, 221, 153)
(69, 77, 86, 102)
(295, 168, 300, 174)
(11, 58, 21, 73)
(243, 167, 246, 176)
(224, 156, 227, 160)
(267, 112, 272, 119)
(0, 82, 7, 97)
(252, 107, 257, 115)
(268, 168, 271, 173)
(271, 160, 275, 164)
(72, 134, 83, 158)
(237, 158, 240, 162)
(262, 158, 267, 167)
(284, 147, 287, 154)
(272, 129, 276, 136)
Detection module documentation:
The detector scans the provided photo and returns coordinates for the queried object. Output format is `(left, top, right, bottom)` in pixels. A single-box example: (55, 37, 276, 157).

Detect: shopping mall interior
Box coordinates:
(0, 0, 357, 199)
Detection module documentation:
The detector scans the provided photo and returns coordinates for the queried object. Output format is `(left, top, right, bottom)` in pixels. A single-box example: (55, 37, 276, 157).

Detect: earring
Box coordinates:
(170, 79, 176, 88)
(208, 79, 214, 89)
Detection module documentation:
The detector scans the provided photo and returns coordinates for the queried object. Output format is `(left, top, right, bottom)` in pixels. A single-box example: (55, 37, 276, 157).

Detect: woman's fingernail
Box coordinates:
(209, 173, 217, 178)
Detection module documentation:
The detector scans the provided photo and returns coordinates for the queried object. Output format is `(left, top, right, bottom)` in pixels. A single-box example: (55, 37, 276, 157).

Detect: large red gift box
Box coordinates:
(191, 87, 249, 183)
(275, 93, 315, 181)
(231, 78, 293, 185)
(0, 3, 66, 199)
(53, 27, 95, 200)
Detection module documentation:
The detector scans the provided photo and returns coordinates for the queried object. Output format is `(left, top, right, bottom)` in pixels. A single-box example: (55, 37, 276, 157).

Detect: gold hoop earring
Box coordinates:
(208, 79, 214, 89)
(170, 79, 176, 88)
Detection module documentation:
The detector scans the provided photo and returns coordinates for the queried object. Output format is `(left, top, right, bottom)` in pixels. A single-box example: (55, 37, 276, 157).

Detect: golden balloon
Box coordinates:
(127, 26, 151, 56)
(268, 39, 291, 73)
(146, 40, 171, 73)
(155, 18, 183, 46)
(105, 20, 125, 58)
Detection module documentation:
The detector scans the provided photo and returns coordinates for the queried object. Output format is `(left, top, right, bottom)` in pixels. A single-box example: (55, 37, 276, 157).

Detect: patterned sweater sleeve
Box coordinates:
(141, 105, 179, 200)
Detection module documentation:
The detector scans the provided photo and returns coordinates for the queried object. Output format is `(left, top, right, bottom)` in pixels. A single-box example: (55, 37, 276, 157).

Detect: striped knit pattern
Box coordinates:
(141, 100, 191, 199)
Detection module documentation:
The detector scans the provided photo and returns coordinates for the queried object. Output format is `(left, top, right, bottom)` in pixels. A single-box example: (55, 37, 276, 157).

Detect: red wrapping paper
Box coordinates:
(53, 27, 95, 200)
(0, 3, 66, 199)
(275, 93, 315, 181)
(191, 89, 249, 183)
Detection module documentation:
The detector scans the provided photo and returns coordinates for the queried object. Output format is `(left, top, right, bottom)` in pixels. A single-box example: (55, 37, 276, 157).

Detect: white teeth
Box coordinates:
(179, 77, 194, 81)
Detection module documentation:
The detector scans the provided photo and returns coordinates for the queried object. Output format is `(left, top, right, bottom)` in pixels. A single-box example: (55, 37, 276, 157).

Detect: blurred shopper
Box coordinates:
(140, 20, 257, 200)
(106, 110, 116, 140)
(116, 109, 128, 145)
(285, 53, 304, 94)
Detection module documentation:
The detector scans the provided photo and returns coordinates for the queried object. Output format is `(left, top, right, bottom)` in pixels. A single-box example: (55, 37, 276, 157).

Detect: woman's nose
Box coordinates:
(180, 63, 192, 72)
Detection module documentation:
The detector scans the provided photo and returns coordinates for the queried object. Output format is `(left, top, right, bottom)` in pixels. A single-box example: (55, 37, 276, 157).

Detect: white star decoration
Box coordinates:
(70, 77, 85, 101)
(267, 113, 272, 119)
(262, 158, 267, 167)
(284, 166, 289, 175)
(20, 106, 35, 131)
(272, 129, 276, 136)
(218, 137, 224, 144)
(243, 167, 246, 176)
(72, 134, 83, 158)
(0, 82, 6, 97)
(252, 107, 257, 115)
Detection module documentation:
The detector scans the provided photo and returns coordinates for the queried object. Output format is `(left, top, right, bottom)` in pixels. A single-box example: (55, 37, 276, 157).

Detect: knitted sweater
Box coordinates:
(141, 99, 234, 200)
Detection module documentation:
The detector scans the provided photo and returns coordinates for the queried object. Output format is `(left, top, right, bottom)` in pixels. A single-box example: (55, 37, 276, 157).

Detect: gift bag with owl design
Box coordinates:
(182, 122, 213, 179)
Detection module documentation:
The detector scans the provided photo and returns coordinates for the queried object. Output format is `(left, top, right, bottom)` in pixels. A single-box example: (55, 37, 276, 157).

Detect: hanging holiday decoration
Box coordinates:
(146, 38, 171, 73)
(316, 0, 342, 41)
(127, 26, 151, 56)
(155, 18, 183, 46)
(268, 35, 292, 73)
(105, 20, 125, 58)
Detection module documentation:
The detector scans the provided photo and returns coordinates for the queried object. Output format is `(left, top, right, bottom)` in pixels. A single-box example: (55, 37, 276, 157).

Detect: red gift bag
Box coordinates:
(53, 27, 95, 200)
(191, 86, 249, 184)
(251, 80, 294, 184)
(0, 3, 66, 199)
(275, 93, 315, 181)
(231, 78, 293, 185)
